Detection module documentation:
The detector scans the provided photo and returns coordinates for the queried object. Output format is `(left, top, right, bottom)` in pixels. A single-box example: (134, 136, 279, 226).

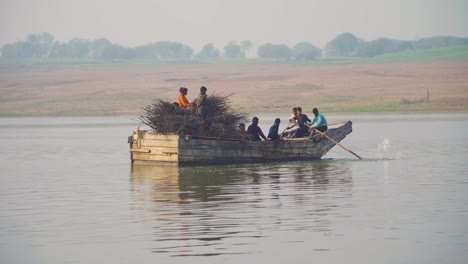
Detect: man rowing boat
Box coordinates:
(308, 108, 328, 137)
(291, 107, 311, 138)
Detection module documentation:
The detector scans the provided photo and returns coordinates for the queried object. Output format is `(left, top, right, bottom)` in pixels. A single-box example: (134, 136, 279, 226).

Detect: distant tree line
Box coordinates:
(1, 32, 467, 60)
(325, 32, 468, 57)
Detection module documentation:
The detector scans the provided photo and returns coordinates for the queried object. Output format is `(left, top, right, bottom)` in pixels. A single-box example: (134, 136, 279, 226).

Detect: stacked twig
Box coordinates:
(139, 93, 246, 138)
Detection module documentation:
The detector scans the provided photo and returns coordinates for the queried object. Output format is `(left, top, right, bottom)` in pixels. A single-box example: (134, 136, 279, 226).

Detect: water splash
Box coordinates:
(370, 137, 406, 160)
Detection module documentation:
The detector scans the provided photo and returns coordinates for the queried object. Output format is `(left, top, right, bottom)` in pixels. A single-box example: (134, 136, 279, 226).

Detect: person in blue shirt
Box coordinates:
(309, 108, 328, 136)
(267, 118, 281, 141)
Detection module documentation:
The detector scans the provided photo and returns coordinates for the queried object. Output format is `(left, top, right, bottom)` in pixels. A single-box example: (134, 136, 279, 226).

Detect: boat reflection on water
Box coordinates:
(130, 161, 353, 257)
(130, 164, 246, 203)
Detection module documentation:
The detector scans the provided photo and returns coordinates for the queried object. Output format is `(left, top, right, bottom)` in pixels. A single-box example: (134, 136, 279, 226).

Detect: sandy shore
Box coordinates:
(0, 61, 467, 116)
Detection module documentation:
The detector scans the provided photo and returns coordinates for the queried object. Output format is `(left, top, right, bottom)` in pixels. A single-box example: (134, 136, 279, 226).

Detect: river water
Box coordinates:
(0, 113, 467, 264)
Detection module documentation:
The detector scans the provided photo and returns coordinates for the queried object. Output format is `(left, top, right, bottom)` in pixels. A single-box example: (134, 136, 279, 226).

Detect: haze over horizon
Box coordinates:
(1, 0, 467, 52)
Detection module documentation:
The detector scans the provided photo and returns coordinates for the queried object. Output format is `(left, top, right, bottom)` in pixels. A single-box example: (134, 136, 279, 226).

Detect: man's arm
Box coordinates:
(309, 116, 317, 127)
(258, 127, 267, 140)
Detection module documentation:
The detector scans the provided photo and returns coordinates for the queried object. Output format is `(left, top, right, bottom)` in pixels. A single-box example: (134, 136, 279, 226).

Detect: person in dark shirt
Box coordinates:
(267, 118, 281, 141)
(247, 117, 267, 141)
(291, 107, 311, 138)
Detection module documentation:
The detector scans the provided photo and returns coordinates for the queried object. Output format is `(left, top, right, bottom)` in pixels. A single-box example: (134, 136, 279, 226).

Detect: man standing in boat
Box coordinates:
(194, 86, 208, 119)
(247, 117, 267, 141)
(308, 108, 328, 137)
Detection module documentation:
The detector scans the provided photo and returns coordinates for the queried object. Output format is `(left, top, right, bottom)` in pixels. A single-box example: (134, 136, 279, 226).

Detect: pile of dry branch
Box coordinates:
(139, 93, 246, 138)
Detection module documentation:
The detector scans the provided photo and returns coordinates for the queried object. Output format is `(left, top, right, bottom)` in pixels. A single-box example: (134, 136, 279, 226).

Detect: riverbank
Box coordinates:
(1, 60, 467, 116)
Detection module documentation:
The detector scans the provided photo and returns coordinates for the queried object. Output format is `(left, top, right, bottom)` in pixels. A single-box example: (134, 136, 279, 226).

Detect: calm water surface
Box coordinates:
(0, 114, 467, 264)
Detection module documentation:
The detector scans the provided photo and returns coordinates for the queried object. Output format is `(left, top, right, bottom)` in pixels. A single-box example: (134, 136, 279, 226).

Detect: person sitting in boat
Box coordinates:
(281, 107, 299, 138)
(237, 123, 249, 141)
(308, 108, 328, 137)
(194, 86, 208, 119)
(247, 117, 267, 141)
(178, 87, 190, 108)
(290, 107, 311, 138)
(267, 118, 281, 141)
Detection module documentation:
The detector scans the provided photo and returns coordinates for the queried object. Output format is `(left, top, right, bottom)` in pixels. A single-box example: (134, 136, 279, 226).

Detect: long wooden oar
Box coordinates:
(313, 128, 362, 159)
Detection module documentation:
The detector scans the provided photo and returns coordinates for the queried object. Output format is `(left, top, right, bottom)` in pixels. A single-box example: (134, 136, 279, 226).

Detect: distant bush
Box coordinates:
(292, 42, 322, 61)
(325, 32, 361, 57)
(257, 43, 291, 59)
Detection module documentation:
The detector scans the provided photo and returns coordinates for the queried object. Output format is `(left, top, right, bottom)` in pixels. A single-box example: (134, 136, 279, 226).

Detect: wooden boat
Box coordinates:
(128, 121, 353, 165)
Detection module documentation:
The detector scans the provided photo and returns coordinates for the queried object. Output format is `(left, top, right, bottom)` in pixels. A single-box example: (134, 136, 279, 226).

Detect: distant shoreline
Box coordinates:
(1, 109, 467, 118)
(1, 55, 467, 117)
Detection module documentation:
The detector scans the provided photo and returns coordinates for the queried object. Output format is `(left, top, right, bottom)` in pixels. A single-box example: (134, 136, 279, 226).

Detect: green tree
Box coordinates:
(65, 38, 91, 58)
(90, 38, 112, 59)
(195, 43, 220, 59)
(168, 42, 193, 59)
(292, 42, 321, 60)
(325, 32, 360, 57)
(101, 44, 135, 60)
(134, 44, 157, 59)
(1, 41, 35, 59)
(25, 32, 55, 58)
(257, 43, 291, 59)
(413, 36, 468, 49)
(152, 41, 193, 59)
(50, 42, 69, 58)
(355, 38, 412, 57)
(3, 32, 58, 59)
(223, 41, 245, 58)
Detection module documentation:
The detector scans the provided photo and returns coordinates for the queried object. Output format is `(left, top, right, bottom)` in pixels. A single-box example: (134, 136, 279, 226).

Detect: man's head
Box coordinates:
(238, 123, 245, 130)
(200, 86, 207, 95)
(292, 107, 297, 114)
(297, 107, 302, 114)
(275, 118, 280, 124)
(252, 116, 259, 125)
(312, 108, 319, 117)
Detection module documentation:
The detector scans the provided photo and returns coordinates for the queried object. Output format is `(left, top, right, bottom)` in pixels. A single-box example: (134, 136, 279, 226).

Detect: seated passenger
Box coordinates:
(281, 107, 299, 138)
(290, 107, 311, 138)
(247, 117, 267, 141)
(178, 87, 190, 108)
(237, 123, 249, 141)
(268, 118, 281, 141)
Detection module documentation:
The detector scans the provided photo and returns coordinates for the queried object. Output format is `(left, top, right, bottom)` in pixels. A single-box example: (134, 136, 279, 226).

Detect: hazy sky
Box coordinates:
(1, 0, 467, 51)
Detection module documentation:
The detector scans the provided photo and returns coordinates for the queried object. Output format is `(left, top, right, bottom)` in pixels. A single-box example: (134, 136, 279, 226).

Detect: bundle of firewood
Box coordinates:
(139, 93, 246, 138)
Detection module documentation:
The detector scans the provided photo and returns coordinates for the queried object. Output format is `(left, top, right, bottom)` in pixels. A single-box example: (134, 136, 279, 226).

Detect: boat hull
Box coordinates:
(129, 121, 353, 165)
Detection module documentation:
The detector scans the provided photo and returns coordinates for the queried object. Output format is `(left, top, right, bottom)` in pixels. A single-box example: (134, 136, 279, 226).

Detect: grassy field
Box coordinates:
(0, 46, 467, 116)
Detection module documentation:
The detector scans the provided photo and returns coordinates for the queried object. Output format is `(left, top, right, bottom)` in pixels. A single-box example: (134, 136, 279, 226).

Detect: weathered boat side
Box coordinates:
(129, 121, 353, 165)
